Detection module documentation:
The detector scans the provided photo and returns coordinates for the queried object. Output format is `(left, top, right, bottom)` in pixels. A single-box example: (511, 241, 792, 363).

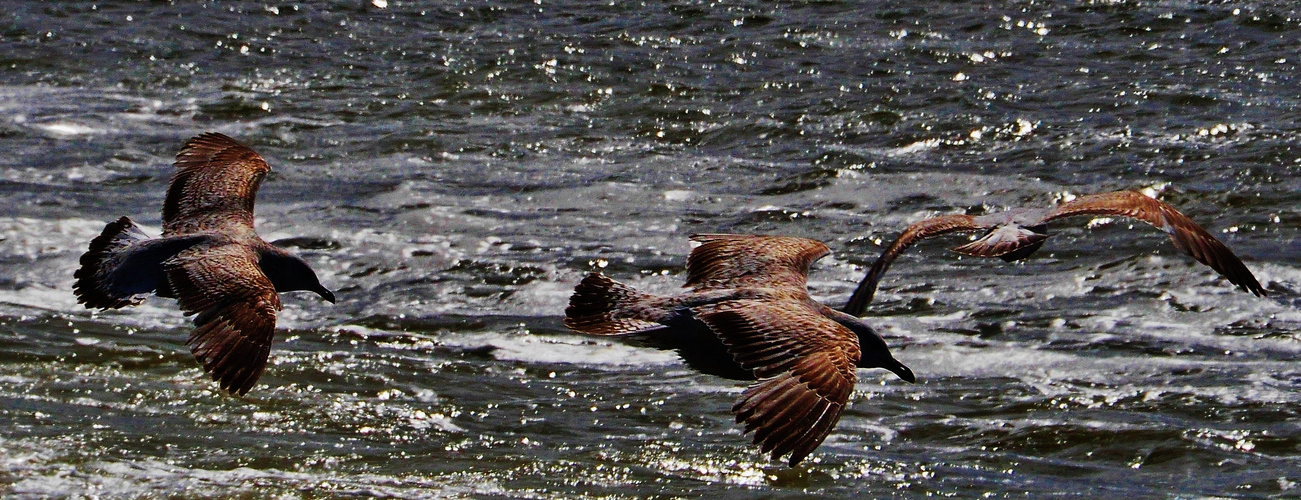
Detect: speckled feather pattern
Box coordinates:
(685, 233, 829, 292)
(163, 133, 269, 237)
(695, 301, 859, 466)
(165, 244, 281, 396)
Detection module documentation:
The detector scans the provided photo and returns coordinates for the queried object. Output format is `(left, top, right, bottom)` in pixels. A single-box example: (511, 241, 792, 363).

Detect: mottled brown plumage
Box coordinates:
(164, 133, 270, 237)
(844, 190, 1265, 316)
(565, 233, 914, 466)
(695, 300, 861, 463)
(686, 233, 830, 291)
(74, 133, 334, 396)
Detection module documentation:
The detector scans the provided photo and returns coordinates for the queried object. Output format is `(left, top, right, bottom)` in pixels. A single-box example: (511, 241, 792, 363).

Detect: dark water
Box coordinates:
(2, 1, 1300, 497)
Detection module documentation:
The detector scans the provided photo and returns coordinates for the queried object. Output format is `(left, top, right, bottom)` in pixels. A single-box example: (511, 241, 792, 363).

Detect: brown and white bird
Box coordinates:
(73, 133, 336, 396)
(565, 233, 915, 466)
(844, 190, 1265, 316)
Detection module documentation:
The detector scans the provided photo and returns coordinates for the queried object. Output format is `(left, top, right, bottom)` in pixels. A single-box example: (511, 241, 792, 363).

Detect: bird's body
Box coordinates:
(74, 133, 335, 396)
(565, 233, 914, 466)
(844, 190, 1265, 316)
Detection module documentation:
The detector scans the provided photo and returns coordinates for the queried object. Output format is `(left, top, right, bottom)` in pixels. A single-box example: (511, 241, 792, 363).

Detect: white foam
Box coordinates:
(33, 122, 102, 136)
(437, 330, 680, 368)
(887, 138, 943, 156)
(663, 190, 693, 201)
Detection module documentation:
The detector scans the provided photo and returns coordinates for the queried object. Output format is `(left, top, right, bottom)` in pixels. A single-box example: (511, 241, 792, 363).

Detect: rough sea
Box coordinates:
(2, 1, 1299, 497)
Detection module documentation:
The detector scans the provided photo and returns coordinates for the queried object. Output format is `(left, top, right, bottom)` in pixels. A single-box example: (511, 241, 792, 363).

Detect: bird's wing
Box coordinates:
(693, 300, 860, 466)
(162, 133, 271, 236)
(164, 243, 283, 396)
(844, 214, 982, 316)
(1042, 190, 1265, 296)
(685, 234, 830, 292)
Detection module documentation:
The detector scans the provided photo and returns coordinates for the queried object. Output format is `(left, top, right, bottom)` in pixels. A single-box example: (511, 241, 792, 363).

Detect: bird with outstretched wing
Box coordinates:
(74, 133, 335, 396)
(566, 233, 914, 466)
(844, 190, 1265, 317)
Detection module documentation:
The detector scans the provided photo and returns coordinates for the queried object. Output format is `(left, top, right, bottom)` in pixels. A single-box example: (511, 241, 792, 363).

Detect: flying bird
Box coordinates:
(74, 133, 336, 396)
(565, 233, 915, 466)
(844, 190, 1265, 316)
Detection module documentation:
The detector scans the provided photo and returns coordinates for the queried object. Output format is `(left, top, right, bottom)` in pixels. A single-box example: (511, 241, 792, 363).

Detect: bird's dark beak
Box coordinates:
(317, 287, 336, 304)
(890, 361, 917, 384)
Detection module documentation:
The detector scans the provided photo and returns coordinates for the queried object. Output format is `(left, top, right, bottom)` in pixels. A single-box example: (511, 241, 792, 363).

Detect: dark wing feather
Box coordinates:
(685, 234, 830, 292)
(694, 300, 860, 465)
(563, 273, 666, 336)
(844, 214, 982, 316)
(1043, 190, 1265, 296)
(164, 243, 282, 396)
(163, 133, 270, 236)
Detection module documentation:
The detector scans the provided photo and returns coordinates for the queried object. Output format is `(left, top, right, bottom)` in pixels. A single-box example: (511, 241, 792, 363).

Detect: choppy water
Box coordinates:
(2, 1, 1300, 497)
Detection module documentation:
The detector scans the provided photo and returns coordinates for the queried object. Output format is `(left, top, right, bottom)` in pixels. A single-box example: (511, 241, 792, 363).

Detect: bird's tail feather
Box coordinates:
(564, 273, 664, 335)
(74, 217, 154, 309)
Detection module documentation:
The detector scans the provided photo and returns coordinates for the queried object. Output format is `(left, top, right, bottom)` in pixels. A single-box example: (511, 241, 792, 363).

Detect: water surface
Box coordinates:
(2, 1, 1299, 497)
